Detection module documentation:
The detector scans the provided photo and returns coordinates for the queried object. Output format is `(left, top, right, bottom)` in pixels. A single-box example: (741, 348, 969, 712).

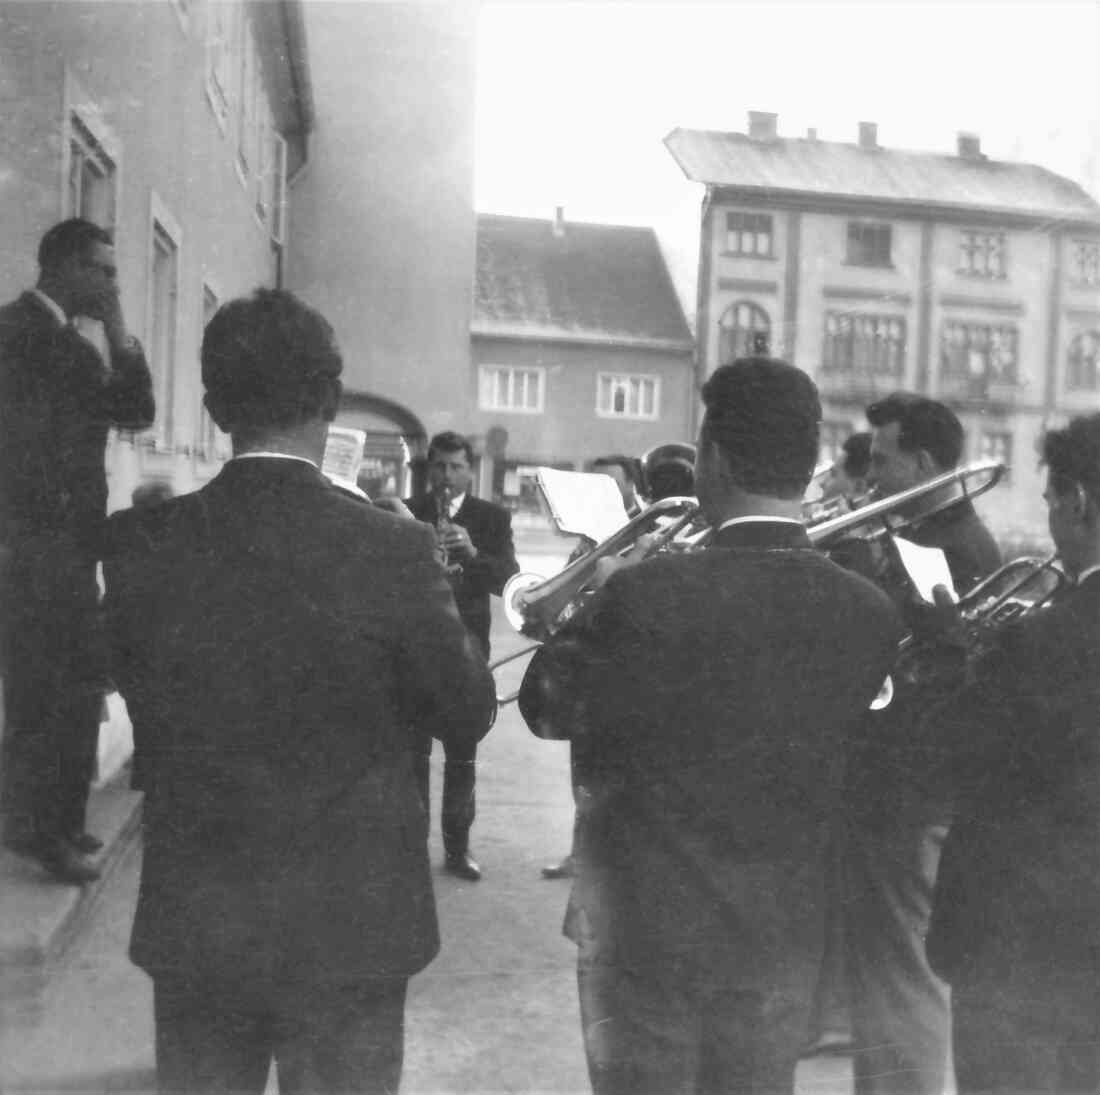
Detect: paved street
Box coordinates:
(0, 550, 851, 1094)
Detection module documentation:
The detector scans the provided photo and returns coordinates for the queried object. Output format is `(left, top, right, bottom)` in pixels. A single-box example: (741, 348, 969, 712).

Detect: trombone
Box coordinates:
(490, 459, 1008, 705)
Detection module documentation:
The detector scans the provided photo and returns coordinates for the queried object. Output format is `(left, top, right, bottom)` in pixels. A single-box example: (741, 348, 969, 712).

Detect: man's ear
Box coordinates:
(915, 449, 940, 479)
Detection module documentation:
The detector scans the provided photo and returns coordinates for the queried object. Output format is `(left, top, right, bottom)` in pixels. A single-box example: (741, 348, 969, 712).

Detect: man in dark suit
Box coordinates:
(102, 289, 495, 1093)
(406, 430, 518, 881)
(927, 413, 1100, 1094)
(0, 218, 154, 883)
(521, 358, 904, 1095)
(838, 393, 1001, 1094)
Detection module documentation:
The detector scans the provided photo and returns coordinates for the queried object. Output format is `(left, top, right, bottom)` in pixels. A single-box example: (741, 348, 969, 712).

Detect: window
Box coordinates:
(1071, 240, 1100, 287)
(940, 321, 1018, 391)
(478, 366, 545, 413)
(205, 0, 236, 130)
(846, 221, 892, 267)
(236, 18, 259, 179)
(596, 373, 660, 420)
(1066, 330, 1100, 391)
(717, 301, 771, 364)
(147, 196, 182, 446)
(978, 430, 1013, 470)
(958, 230, 1007, 278)
(725, 212, 773, 257)
(62, 76, 120, 229)
(67, 115, 116, 228)
(255, 124, 288, 240)
(823, 312, 906, 376)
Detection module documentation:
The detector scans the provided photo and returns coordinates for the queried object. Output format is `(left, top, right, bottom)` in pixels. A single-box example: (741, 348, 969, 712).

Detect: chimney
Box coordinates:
(552, 205, 565, 237)
(858, 121, 878, 149)
(957, 132, 983, 159)
(806, 127, 818, 141)
(747, 111, 778, 141)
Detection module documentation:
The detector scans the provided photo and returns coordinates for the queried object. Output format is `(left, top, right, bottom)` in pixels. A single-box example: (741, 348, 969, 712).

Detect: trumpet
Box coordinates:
(873, 552, 1066, 711)
(489, 496, 701, 703)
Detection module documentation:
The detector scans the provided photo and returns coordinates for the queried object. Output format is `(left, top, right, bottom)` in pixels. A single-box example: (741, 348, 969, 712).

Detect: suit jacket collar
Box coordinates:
(712, 520, 812, 551)
(1077, 569, 1100, 595)
(213, 455, 332, 493)
(28, 289, 68, 327)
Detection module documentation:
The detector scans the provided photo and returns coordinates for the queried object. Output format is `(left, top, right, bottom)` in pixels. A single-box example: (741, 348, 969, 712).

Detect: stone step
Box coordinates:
(0, 779, 142, 1029)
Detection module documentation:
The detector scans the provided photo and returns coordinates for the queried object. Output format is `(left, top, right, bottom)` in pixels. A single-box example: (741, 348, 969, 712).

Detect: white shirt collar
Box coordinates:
(717, 515, 804, 532)
(30, 288, 68, 327)
(448, 491, 466, 518)
(231, 452, 319, 470)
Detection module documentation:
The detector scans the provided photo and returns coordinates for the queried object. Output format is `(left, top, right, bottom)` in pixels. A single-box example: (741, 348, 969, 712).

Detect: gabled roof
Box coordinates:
(473, 214, 694, 352)
(665, 127, 1100, 227)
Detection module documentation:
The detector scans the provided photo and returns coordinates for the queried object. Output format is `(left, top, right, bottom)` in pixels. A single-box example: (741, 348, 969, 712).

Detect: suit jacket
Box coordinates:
(840, 498, 1002, 827)
(522, 521, 903, 975)
(0, 291, 154, 555)
(927, 571, 1100, 986)
(407, 493, 519, 652)
(103, 458, 496, 988)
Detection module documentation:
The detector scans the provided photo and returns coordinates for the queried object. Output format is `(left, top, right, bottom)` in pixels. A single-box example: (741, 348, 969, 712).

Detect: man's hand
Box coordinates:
(591, 532, 657, 589)
(441, 524, 477, 560)
(85, 284, 129, 350)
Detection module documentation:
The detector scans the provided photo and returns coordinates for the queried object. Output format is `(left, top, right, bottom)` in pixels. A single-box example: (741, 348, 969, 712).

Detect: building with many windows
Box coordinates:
(471, 211, 694, 524)
(666, 112, 1100, 540)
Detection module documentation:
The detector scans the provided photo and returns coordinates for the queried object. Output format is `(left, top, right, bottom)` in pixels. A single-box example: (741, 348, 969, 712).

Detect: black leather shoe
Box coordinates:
(35, 837, 101, 885)
(444, 852, 481, 881)
(67, 831, 104, 855)
(541, 855, 574, 880)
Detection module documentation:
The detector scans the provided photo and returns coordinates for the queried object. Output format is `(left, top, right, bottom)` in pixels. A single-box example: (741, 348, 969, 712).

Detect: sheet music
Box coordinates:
(891, 534, 958, 604)
(536, 467, 631, 542)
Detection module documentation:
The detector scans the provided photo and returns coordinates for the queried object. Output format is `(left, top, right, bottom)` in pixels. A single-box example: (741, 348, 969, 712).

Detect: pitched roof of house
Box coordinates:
(665, 127, 1100, 226)
(473, 214, 694, 351)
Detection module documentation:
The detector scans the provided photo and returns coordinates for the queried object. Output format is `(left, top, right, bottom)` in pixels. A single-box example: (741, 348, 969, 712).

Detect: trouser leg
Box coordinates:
(442, 736, 476, 857)
(153, 978, 272, 1095)
(411, 737, 431, 819)
(846, 820, 952, 1095)
(808, 818, 852, 1045)
(276, 979, 408, 1095)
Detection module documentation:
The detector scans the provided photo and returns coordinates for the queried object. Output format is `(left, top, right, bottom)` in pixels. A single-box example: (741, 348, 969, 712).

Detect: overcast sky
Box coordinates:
(474, 0, 1100, 309)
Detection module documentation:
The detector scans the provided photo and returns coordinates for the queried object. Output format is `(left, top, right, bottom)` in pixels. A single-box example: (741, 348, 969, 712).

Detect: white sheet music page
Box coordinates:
(536, 467, 630, 542)
(891, 535, 958, 603)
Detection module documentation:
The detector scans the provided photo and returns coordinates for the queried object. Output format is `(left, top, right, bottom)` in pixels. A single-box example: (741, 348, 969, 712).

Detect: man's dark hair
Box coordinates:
(841, 431, 872, 479)
(590, 454, 643, 492)
(201, 289, 343, 432)
(866, 393, 963, 470)
(700, 356, 821, 498)
(38, 218, 113, 273)
(428, 431, 475, 465)
(1042, 413, 1100, 507)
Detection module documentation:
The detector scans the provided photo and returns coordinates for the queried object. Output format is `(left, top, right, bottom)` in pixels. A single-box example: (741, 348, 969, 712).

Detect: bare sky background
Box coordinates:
(475, 0, 1100, 315)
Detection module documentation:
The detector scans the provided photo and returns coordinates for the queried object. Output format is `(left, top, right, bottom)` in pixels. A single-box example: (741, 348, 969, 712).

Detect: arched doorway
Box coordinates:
(333, 392, 426, 499)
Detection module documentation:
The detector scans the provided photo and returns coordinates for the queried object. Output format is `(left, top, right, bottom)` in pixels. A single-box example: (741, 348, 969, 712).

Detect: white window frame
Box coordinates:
(478, 365, 546, 414)
(60, 70, 122, 228)
(204, 0, 236, 133)
(595, 372, 661, 421)
(146, 193, 183, 450)
(236, 15, 259, 185)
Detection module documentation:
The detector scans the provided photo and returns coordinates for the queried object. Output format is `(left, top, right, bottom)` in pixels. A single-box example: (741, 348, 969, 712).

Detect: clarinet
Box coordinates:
(435, 485, 464, 580)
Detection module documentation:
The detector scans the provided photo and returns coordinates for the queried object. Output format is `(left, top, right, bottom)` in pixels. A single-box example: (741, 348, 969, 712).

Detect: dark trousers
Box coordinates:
(952, 949, 1100, 1094)
(1, 550, 102, 846)
(153, 976, 408, 1095)
(412, 736, 476, 857)
(845, 820, 953, 1095)
(575, 939, 807, 1095)
(411, 628, 487, 857)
